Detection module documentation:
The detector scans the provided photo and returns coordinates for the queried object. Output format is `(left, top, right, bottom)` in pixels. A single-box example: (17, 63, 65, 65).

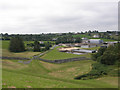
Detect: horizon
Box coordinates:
(1, 30, 119, 35)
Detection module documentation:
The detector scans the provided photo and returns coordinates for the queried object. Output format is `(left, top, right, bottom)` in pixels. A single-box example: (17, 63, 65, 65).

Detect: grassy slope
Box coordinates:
(2, 60, 118, 88)
(41, 46, 91, 60)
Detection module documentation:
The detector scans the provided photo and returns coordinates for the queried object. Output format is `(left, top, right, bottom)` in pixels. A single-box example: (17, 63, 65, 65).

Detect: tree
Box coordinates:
(9, 37, 25, 52)
(92, 47, 107, 61)
(45, 42, 50, 50)
(100, 51, 117, 65)
(33, 41, 40, 52)
(92, 43, 120, 65)
(75, 37, 82, 43)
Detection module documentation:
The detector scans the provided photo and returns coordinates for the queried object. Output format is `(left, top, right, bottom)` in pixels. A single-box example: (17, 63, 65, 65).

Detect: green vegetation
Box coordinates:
(72, 34, 91, 38)
(9, 37, 25, 52)
(92, 43, 120, 65)
(1, 40, 40, 58)
(55, 35, 82, 44)
(75, 63, 119, 80)
(2, 49, 40, 58)
(33, 41, 41, 52)
(41, 46, 90, 60)
(1, 31, 119, 88)
(2, 40, 10, 49)
(2, 60, 118, 88)
(75, 43, 120, 80)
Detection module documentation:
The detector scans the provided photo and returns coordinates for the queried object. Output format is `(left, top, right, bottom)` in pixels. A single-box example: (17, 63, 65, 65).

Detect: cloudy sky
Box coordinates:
(0, 0, 119, 34)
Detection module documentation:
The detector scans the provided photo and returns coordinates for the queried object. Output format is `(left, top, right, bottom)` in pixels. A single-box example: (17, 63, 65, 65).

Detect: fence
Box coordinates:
(1, 56, 90, 64)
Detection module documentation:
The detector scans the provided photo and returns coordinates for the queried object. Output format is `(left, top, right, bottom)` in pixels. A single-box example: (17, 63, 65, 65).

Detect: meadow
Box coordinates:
(1, 40, 119, 88)
(2, 59, 118, 88)
(41, 46, 91, 60)
(1, 40, 40, 58)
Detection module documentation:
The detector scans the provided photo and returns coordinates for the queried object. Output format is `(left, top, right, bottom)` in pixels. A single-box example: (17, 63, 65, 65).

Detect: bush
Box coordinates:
(91, 47, 107, 61)
(74, 63, 110, 80)
(100, 51, 117, 65)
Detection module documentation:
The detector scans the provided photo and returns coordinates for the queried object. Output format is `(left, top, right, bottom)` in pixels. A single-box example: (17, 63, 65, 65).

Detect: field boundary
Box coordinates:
(1, 56, 90, 64)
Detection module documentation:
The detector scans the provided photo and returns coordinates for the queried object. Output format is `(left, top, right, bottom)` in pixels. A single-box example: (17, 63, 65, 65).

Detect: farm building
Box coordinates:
(82, 37, 89, 43)
(58, 47, 78, 52)
(89, 39, 103, 44)
(72, 49, 96, 53)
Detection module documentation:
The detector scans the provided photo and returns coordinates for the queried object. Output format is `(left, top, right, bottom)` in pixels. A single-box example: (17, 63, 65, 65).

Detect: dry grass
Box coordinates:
(2, 49, 40, 58)
(97, 77, 118, 86)
(2, 60, 28, 70)
(40, 61, 66, 70)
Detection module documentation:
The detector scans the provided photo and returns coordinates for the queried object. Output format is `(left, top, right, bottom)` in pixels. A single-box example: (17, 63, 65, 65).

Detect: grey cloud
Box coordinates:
(0, 1, 118, 34)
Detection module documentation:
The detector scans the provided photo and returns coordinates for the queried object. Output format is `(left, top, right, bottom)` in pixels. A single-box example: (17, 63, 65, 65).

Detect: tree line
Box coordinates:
(1, 31, 119, 41)
(9, 37, 52, 52)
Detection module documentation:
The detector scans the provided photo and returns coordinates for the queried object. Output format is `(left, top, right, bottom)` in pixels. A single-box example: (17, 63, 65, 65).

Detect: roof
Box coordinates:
(89, 39, 101, 41)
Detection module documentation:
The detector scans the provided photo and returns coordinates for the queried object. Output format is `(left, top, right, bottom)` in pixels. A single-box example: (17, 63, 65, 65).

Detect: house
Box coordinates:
(72, 49, 96, 53)
(82, 37, 88, 43)
(89, 39, 103, 44)
(93, 35, 99, 38)
(52, 38, 57, 41)
(39, 41, 44, 44)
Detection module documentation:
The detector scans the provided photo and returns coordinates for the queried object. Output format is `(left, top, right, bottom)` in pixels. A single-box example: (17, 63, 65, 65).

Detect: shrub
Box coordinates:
(74, 63, 110, 80)
(33, 41, 41, 52)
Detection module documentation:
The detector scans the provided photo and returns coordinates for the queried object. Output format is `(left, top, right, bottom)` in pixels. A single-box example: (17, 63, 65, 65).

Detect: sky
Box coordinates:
(0, 0, 119, 34)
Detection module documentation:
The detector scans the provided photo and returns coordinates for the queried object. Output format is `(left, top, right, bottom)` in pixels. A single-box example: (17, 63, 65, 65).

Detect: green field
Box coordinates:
(41, 46, 91, 60)
(1, 41, 40, 58)
(2, 59, 118, 88)
(1, 40, 119, 88)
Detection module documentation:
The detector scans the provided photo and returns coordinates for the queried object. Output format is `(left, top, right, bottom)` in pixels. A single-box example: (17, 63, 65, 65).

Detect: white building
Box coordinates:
(89, 39, 103, 44)
(93, 35, 99, 38)
(82, 37, 88, 43)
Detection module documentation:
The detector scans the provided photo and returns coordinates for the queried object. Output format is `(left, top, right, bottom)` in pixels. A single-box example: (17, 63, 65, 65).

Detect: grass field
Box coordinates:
(2, 59, 118, 88)
(2, 49, 40, 58)
(41, 46, 91, 60)
(1, 40, 119, 88)
(1, 40, 41, 58)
